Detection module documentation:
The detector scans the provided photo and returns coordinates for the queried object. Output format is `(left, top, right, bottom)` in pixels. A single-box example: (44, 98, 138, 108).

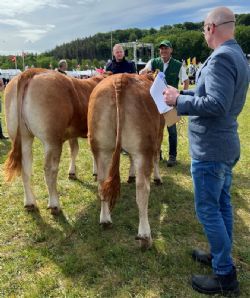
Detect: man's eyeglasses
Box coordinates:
(202, 21, 235, 33)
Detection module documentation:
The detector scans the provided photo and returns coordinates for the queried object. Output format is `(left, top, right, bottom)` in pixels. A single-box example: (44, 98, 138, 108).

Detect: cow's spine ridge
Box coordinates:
(101, 74, 124, 210)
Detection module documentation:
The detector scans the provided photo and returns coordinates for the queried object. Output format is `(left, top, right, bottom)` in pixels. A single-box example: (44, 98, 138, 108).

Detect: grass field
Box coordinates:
(0, 88, 249, 297)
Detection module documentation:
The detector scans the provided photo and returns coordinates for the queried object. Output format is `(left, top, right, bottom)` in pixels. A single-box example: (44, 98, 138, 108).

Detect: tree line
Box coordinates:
(0, 14, 249, 70)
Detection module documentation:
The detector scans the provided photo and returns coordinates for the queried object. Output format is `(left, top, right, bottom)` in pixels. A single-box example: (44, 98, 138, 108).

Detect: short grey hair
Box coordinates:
(113, 44, 124, 53)
(58, 59, 67, 68)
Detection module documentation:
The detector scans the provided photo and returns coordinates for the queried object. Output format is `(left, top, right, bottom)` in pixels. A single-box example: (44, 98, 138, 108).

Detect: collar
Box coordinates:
(214, 39, 237, 53)
(58, 69, 67, 75)
(210, 39, 238, 58)
(161, 56, 172, 64)
(112, 57, 126, 63)
(221, 39, 237, 46)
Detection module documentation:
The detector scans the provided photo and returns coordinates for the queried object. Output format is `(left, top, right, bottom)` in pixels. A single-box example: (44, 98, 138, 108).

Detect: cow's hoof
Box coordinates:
(68, 173, 77, 180)
(93, 173, 97, 182)
(154, 179, 163, 186)
(24, 204, 38, 212)
(127, 176, 136, 183)
(48, 206, 61, 215)
(135, 235, 152, 251)
(100, 222, 113, 230)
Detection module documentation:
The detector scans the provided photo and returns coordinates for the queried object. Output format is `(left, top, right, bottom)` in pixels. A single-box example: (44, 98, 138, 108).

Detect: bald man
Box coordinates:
(106, 44, 136, 74)
(164, 7, 249, 296)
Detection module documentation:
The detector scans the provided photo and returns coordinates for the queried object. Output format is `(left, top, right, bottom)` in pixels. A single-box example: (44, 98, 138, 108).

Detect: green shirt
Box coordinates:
(151, 57, 182, 88)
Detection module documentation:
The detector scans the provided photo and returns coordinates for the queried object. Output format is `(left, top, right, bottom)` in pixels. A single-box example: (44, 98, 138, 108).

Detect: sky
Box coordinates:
(0, 0, 249, 55)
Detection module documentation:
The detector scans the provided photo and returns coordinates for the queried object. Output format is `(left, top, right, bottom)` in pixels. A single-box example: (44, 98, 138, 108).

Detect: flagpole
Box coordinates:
(22, 51, 25, 71)
(15, 54, 17, 70)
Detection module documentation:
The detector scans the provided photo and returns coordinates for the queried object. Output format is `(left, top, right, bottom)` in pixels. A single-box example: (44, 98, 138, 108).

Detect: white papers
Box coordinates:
(150, 72, 173, 114)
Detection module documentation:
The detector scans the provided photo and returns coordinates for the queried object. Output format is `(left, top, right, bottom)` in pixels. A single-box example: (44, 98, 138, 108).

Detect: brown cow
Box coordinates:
(4, 68, 104, 214)
(88, 73, 167, 249)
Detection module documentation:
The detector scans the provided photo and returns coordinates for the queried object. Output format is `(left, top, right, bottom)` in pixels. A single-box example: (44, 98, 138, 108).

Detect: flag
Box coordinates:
(10, 55, 16, 62)
(9, 55, 17, 70)
(21, 52, 26, 71)
(96, 68, 104, 74)
(192, 57, 196, 65)
(187, 57, 191, 66)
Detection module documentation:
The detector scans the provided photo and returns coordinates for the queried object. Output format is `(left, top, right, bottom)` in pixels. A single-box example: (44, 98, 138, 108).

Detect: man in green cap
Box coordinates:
(140, 40, 189, 166)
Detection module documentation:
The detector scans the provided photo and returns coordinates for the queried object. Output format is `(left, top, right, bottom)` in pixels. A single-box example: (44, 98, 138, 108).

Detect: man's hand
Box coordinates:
(163, 85, 179, 106)
(139, 68, 148, 75)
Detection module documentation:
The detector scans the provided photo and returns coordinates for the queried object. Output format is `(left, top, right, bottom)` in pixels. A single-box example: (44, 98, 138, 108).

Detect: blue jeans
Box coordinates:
(191, 159, 237, 275)
(167, 124, 177, 158)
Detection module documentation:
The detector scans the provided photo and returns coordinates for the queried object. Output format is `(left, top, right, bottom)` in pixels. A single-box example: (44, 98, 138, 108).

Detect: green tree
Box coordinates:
(129, 32, 137, 42)
(236, 14, 250, 26)
(235, 25, 250, 54)
(0, 13, 249, 69)
(81, 59, 92, 70)
(36, 56, 51, 68)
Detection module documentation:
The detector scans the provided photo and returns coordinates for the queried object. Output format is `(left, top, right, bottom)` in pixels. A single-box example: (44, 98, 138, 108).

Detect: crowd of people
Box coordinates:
(0, 5, 249, 296)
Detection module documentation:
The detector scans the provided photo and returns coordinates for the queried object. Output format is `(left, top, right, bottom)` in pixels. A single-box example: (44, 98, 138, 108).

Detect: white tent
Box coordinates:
(0, 69, 22, 80)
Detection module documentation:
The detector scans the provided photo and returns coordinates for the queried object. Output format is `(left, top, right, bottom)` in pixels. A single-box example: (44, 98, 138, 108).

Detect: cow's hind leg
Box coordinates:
(92, 157, 97, 181)
(127, 154, 136, 183)
(153, 152, 162, 185)
(44, 143, 62, 215)
(68, 138, 79, 180)
(134, 155, 153, 250)
(96, 150, 113, 228)
(21, 134, 37, 211)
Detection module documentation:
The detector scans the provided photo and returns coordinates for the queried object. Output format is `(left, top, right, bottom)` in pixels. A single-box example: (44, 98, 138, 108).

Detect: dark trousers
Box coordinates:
(167, 124, 177, 158)
(0, 121, 3, 136)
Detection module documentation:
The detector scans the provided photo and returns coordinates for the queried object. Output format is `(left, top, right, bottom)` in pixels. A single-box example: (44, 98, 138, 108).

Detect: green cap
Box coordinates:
(159, 40, 172, 48)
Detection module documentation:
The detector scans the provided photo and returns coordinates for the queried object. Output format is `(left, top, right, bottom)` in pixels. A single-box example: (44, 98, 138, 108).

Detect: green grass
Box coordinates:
(0, 88, 249, 297)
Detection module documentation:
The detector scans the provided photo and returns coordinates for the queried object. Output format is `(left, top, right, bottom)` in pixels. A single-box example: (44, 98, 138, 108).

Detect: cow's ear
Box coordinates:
(145, 73, 154, 81)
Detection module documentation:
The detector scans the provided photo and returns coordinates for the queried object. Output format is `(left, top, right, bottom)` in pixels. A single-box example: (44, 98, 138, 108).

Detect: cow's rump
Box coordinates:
(88, 73, 163, 249)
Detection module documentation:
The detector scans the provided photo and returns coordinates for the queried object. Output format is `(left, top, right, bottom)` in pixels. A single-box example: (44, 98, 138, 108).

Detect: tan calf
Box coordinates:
(88, 73, 166, 249)
(4, 68, 104, 214)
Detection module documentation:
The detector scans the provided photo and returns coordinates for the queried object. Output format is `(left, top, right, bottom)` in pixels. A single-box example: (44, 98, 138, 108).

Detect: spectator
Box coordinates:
(0, 78, 8, 139)
(106, 44, 136, 74)
(140, 40, 189, 166)
(57, 59, 68, 75)
(187, 63, 196, 85)
(163, 6, 249, 296)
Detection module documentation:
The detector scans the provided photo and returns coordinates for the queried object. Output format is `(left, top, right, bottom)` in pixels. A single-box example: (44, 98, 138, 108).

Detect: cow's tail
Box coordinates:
(4, 70, 41, 182)
(4, 130, 22, 182)
(101, 74, 124, 210)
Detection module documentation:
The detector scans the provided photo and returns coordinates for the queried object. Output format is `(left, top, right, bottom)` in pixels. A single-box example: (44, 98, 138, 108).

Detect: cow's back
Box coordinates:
(25, 73, 74, 142)
(88, 74, 161, 154)
(120, 75, 160, 154)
